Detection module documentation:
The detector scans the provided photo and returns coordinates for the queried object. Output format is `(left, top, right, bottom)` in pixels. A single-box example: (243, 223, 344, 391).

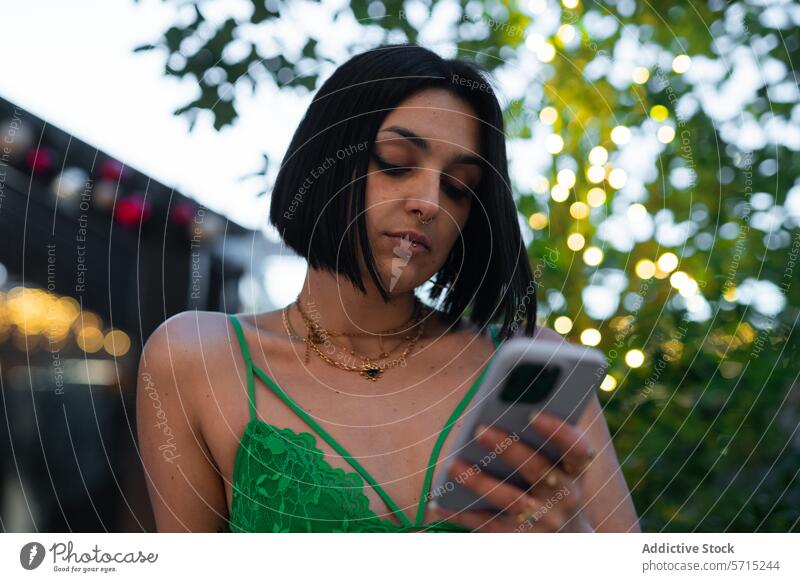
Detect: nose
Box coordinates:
(403, 168, 441, 223)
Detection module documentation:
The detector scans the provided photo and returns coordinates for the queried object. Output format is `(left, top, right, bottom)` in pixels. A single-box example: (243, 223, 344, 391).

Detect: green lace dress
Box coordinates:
(227, 314, 501, 533)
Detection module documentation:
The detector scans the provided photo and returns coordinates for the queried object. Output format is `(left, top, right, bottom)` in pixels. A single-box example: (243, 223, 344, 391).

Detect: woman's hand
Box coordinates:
(430, 412, 597, 532)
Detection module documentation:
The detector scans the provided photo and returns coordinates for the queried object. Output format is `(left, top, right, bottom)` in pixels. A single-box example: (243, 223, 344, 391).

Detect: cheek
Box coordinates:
(363, 168, 393, 229)
(438, 202, 471, 253)
(365, 162, 395, 203)
(446, 199, 472, 234)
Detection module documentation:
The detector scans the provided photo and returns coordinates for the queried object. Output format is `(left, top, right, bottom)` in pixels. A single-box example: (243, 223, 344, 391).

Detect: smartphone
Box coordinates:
(428, 334, 607, 513)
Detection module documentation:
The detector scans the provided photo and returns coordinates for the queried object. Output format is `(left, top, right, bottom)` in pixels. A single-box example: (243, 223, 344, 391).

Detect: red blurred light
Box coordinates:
(114, 194, 152, 228)
(99, 158, 127, 182)
(26, 147, 55, 174)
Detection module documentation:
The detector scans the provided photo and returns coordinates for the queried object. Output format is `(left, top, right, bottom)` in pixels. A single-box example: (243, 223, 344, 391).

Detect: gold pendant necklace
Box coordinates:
(282, 297, 428, 380)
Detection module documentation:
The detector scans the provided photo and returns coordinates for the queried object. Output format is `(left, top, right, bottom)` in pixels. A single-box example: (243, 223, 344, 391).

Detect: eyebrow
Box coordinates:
(377, 125, 484, 167)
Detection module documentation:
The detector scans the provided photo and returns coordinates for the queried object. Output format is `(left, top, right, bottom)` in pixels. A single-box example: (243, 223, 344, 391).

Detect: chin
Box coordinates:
(379, 259, 433, 295)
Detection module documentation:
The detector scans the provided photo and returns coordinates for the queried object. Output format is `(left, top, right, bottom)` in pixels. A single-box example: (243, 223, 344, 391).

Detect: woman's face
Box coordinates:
(362, 88, 484, 294)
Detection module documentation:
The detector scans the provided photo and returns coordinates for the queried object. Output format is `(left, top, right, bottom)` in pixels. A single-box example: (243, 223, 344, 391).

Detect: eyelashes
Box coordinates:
(372, 152, 409, 176)
(371, 152, 474, 200)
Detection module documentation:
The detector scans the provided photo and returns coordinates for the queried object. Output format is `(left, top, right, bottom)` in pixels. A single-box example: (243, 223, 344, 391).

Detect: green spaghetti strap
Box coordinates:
(250, 365, 413, 528)
(414, 323, 501, 526)
(229, 314, 257, 421)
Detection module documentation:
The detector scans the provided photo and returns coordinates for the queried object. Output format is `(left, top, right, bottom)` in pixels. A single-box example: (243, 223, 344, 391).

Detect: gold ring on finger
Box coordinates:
(562, 459, 588, 475)
(567, 449, 596, 474)
(515, 499, 540, 524)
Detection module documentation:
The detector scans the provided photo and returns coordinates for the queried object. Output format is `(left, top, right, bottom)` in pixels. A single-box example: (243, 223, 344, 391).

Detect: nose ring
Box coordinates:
(415, 210, 433, 225)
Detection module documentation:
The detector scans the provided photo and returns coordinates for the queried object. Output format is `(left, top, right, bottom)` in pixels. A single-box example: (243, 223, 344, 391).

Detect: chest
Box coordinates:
(207, 334, 496, 526)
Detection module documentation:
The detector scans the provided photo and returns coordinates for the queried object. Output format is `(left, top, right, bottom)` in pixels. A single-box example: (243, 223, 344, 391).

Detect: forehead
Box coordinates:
(377, 88, 482, 156)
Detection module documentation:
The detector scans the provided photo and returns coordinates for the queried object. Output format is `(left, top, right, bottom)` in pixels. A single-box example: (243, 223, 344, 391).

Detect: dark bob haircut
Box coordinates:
(269, 43, 537, 341)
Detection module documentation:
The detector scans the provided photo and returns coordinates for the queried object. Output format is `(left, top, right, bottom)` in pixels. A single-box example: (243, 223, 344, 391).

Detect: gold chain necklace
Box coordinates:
(287, 309, 410, 361)
(296, 294, 423, 356)
(282, 298, 428, 381)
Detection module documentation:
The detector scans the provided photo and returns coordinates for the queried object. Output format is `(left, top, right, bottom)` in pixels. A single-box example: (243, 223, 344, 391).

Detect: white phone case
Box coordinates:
(429, 336, 607, 513)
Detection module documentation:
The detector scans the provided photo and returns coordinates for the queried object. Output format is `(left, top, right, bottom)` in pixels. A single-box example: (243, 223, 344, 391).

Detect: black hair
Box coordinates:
(269, 43, 537, 341)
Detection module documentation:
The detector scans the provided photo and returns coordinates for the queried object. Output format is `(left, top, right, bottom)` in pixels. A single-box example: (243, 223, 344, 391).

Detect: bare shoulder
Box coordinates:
(140, 310, 234, 376)
(138, 311, 243, 419)
(142, 309, 233, 352)
(136, 310, 236, 531)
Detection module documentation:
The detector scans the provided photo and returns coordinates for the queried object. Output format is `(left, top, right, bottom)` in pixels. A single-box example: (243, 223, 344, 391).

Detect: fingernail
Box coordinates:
(449, 458, 466, 473)
(475, 423, 490, 437)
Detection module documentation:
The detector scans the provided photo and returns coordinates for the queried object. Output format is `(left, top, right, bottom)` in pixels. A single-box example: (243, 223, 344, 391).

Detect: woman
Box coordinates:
(137, 43, 640, 533)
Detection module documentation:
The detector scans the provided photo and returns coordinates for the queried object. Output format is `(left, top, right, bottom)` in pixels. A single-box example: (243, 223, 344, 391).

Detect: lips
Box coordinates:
(384, 230, 431, 251)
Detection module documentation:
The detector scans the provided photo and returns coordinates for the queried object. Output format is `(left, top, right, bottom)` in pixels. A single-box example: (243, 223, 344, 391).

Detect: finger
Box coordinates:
(430, 505, 510, 533)
(447, 458, 546, 517)
(505, 491, 579, 533)
(528, 412, 596, 476)
(432, 501, 566, 533)
(473, 424, 558, 488)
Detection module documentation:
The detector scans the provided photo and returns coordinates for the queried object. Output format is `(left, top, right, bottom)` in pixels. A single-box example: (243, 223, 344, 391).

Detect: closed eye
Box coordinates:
(373, 152, 476, 200)
(442, 180, 474, 200)
(372, 153, 410, 176)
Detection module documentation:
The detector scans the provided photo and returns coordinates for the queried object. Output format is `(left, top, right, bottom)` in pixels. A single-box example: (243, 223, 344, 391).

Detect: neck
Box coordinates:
(293, 268, 425, 342)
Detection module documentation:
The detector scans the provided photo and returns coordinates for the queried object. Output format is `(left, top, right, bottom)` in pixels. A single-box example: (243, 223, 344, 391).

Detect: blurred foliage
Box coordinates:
(135, 0, 800, 532)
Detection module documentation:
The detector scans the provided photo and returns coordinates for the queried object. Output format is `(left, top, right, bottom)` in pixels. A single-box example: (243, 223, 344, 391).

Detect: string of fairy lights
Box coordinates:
(522, 0, 703, 394)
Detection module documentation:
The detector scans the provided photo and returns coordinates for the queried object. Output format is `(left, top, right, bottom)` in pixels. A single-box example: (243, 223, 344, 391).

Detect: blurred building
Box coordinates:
(0, 96, 282, 531)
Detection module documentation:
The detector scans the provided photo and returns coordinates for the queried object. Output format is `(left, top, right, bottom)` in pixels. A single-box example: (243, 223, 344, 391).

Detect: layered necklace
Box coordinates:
(281, 296, 429, 381)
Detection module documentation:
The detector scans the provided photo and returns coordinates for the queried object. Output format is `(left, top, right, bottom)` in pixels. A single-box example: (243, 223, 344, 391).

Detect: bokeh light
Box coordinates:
(580, 328, 602, 346)
(672, 54, 692, 74)
(570, 201, 589, 219)
(657, 252, 679, 273)
(539, 106, 558, 125)
(557, 168, 576, 188)
(587, 165, 606, 183)
(600, 375, 618, 392)
(545, 134, 564, 154)
(627, 203, 647, 221)
(583, 246, 604, 266)
(537, 43, 556, 63)
(528, 212, 548, 230)
(104, 329, 131, 357)
(635, 259, 656, 279)
(586, 187, 606, 207)
(557, 24, 576, 44)
(632, 67, 650, 84)
(77, 327, 104, 353)
(567, 232, 586, 251)
(650, 105, 669, 121)
(532, 175, 550, 193)
(588, 145, 608, 165)
(554, 316, 573, 334)
(657, 126, 676, 143)
(608, 168, 627, 189)
(551, 183, 570, 202)
(610, 125, 631, 145)
(625, 349, 645, 368)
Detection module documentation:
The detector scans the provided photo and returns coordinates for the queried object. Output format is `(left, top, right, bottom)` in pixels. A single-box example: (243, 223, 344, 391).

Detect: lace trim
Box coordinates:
(230, 419, 469, 533)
